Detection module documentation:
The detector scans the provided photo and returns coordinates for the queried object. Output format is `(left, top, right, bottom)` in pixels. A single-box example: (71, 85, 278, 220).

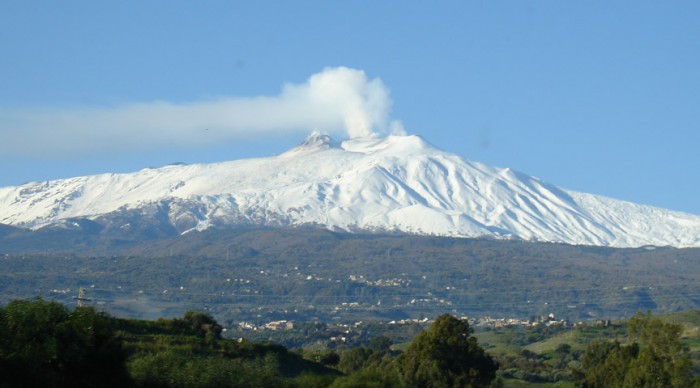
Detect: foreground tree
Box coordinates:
(397, 314, 498, 387)
(0, 299, 129, 387)
(578, 312, 694, 388)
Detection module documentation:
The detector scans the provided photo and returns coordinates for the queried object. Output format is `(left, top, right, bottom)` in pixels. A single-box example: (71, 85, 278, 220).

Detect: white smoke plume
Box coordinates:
(0, 67, 405, 157)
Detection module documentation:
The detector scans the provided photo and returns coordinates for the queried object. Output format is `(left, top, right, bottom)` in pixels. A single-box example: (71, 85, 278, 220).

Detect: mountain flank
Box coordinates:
(1, 133, 699, 247)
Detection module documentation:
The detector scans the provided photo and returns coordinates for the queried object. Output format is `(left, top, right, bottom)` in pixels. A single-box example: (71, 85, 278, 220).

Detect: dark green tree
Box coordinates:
(624, 312, 694, 388)
(578, 312, 694, 388)
(331, 357, 402, 388)
(368, 335, 393, 353)
(181, 310, 223, 340)
(396, 314, 497, 387)
(579, 340, 638, 388)
(338, 347, 377, 374)
(0, 299, 129, 387)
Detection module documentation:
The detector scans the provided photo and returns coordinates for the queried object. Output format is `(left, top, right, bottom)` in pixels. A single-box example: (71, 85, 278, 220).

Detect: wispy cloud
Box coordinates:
(0, 67, 405, 157)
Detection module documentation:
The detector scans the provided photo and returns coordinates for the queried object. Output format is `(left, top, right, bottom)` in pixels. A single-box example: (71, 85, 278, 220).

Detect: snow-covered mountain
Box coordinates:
(2, 133, 700, 248)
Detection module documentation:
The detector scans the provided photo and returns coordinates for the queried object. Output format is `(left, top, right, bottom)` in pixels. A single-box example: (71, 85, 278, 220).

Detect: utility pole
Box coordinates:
(74, 287, 91, 308)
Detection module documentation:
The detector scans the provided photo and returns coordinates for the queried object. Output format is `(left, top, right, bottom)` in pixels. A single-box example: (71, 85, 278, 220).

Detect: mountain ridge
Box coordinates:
(1, 133, 699, 248)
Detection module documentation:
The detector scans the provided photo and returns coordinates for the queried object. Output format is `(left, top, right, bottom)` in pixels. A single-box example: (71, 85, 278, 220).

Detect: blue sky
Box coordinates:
(1, 1, 699, 215)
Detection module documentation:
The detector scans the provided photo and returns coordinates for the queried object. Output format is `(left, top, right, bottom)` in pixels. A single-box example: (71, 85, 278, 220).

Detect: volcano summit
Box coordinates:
(1, 133, 699, 248)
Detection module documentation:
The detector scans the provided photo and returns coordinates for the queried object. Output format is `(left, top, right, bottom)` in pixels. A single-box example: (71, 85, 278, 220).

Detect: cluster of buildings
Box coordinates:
(348, 274, 410, 287)
(237, 319, 295, 331)
(234, 312, 576, 334)
(470, 313, 571, 328)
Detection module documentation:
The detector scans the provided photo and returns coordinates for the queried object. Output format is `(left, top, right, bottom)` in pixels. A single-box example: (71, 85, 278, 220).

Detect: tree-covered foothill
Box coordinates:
(4, 230, 700, 324)
(576, 311, 695, 387)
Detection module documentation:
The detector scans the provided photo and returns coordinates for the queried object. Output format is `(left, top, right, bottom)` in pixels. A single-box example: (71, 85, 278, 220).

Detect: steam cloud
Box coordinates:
(0, 67, 405, 157)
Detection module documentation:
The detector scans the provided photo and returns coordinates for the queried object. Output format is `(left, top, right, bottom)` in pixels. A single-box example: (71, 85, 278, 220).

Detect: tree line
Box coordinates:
(0, 299, 497, 387)
(0, 299, 696, 387)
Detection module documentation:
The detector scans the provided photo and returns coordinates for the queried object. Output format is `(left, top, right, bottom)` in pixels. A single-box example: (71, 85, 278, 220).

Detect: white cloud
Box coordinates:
(0, 67, 405, 157)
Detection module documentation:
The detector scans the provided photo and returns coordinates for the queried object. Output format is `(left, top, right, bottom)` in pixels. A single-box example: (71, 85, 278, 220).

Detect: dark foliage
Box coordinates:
(0, 299, 341, 388)
(397, 314, 498, 387)
(0, 299, 129, 387)
(576, 312, 695, 387)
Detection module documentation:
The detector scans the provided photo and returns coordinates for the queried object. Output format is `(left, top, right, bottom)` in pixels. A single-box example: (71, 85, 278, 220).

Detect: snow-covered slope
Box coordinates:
(1, 134, 699, 247)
